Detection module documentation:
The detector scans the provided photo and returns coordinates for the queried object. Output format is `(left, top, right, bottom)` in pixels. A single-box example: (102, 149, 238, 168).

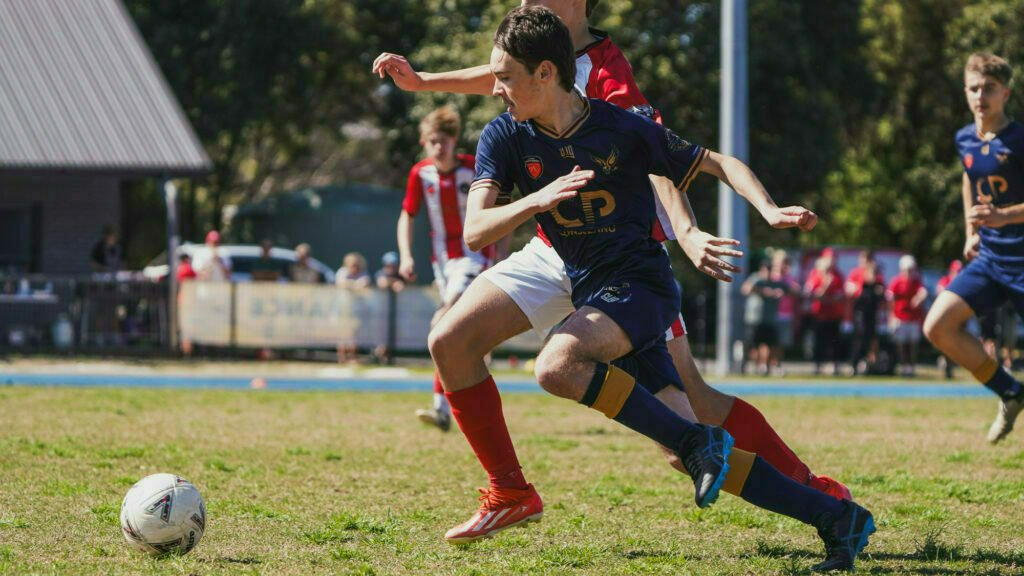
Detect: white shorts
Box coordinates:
(433, 256, 486, 305)
(889, 318, 921, 344)
(481, 237, 687, 340)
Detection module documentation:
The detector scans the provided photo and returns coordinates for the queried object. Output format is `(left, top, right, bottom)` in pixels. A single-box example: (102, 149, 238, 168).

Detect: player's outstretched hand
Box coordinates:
(764, 206, 818, 231)
(679, 230, 743, 283)
(530, 166, 593, 213)
(372, 53, 423, 92)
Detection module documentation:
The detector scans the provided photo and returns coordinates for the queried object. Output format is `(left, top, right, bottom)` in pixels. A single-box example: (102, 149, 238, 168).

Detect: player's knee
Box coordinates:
(533, 347, 572, 398)
(427, 321, 460, 367)
(922, 309, 947, 345)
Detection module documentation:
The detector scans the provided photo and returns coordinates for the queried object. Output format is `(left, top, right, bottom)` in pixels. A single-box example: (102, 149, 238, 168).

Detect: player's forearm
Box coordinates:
(650, 174, 697, 235)
(464, 201, 538, 252)
(961, 172, 977, 237)
(996, 202, 1024, 225)
(419, 65, 493, 96)
(397, 211, 415, 261)
(716, 156, 776, 216)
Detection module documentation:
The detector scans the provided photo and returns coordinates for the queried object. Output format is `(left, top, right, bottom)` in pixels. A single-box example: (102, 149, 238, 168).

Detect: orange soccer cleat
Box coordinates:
(444, 484, 543, 544)
(816, 476, 853, 502)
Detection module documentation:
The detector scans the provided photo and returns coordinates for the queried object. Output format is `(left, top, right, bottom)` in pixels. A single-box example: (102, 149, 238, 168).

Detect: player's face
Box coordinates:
(490, 47, 544, 121)
(965, 71, 1010, 122)
(420, 131, 456, 163)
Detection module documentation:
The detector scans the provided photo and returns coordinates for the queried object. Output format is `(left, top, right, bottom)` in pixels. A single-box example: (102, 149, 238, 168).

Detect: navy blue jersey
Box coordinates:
(471, 97, 707, 304)
(956, 121, 1024, 266)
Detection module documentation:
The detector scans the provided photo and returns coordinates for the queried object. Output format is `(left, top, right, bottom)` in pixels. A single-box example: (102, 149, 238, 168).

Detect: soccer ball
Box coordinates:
(119, 473, 206, 555)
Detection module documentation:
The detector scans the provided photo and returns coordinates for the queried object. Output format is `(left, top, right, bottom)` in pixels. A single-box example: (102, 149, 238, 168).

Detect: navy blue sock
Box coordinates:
(739, 456, 844, 525)
(985, 367, 1023, 400)
(580, 363, 696, 449)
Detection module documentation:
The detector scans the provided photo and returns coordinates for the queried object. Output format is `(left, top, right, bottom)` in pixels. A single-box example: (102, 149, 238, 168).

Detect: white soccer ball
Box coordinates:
(119, 473, 206, 555)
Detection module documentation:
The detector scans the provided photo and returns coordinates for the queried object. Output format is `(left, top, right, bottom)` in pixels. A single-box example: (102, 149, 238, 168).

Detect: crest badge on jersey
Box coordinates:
(964, 154, 973, 169)
(590, 145, 620, 175)
(665, 130, 692, 152)
(524, 156, 543, 179)
(427, 185, 436, 196)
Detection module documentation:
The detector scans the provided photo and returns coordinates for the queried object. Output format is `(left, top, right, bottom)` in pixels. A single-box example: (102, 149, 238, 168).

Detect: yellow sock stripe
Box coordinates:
(972, 357, 998, 384)
(592, 366, 635, 419)
(720, 448, 757, 497)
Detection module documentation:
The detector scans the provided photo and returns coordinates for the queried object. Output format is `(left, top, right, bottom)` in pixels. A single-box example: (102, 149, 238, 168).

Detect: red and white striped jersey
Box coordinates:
(404, 154, 492, 265)
(537, 29, 676, 246)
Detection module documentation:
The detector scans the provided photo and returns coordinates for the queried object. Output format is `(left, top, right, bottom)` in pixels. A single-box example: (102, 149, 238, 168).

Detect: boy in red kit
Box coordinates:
(399, 107, 500, 431)
(374, 0, 849, 528)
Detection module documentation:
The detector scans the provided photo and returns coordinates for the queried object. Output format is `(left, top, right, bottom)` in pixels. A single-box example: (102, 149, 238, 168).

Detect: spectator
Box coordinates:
(846, 250, 886, 375)
(769, 250, 801, 375)
(196, 230, 231, 281)
(176, 253, 197, 356)
(289, 243, 323, 284)
(742, 258, 788, 376)
(251, 240, 283, 282)
(90, 225, 122, 273)
(887, 255, 928, 377)
(804, 248, 846, 376)
(336, 251, 371, 364)
(935, 260, 963, 378)
(375, 251, 406, 292)
(176, 253, 197, 283)
(336, 252, 371, 289)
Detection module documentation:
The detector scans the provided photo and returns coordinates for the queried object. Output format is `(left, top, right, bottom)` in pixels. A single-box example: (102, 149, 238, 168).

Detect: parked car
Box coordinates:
(143, 243, 336, 284)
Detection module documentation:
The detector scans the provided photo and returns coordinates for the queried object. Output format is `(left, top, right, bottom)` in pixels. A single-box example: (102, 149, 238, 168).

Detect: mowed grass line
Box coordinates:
(0, 386, 1022, 575)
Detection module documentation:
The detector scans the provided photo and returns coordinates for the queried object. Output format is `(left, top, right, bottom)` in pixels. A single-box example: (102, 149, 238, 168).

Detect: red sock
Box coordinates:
(445, 376, 528, 490)
(433, 372, 443, 395)
(721, 398, 811, 484)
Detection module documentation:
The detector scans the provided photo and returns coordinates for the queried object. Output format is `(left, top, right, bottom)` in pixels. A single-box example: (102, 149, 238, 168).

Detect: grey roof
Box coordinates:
(0, 0, 211, 175)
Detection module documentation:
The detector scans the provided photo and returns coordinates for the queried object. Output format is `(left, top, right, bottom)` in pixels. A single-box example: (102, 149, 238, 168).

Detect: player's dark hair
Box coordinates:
(586, 0, 601, 17)
(494, 6, 576, 93)
(965, 53, 1013, 86)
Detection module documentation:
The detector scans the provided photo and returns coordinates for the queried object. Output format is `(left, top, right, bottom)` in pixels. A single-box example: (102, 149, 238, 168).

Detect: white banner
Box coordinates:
(178, 282, 544, 352)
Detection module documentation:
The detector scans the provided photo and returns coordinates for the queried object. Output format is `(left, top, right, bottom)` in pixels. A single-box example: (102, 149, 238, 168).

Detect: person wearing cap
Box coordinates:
(803, 248, 846, 376)
(886, 255, 929, 377)
(289, 243, 323, 284)
(196, 230, 231, 282)
(375, 251, 406, 292)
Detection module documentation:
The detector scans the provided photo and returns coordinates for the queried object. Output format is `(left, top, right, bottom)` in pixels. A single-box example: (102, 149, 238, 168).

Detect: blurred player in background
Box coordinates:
(924, 52, 1024, 444)
(374, 0, 849, 500)
(399, 107, 501, 432)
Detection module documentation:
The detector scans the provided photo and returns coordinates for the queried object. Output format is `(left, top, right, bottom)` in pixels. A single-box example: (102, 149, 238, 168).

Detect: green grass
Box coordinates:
(1, 387, 1023, 574)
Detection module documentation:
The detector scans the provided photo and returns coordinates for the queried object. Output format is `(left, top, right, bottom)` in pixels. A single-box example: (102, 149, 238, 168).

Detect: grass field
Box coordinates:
(1, 385, 1022, 575)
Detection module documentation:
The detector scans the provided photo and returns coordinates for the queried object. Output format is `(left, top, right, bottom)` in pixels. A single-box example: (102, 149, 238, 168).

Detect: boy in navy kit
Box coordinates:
(924, 52, 1024, 444)
(374, 0, 851, 501)
(429, 7, 874, 572)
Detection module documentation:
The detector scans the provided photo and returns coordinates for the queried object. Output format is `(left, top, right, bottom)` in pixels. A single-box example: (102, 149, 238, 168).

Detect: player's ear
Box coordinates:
(537, 60, 554, 83)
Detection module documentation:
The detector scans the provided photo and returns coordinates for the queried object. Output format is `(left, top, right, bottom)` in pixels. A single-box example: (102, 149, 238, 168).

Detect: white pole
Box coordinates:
(716, 0, 749, 375)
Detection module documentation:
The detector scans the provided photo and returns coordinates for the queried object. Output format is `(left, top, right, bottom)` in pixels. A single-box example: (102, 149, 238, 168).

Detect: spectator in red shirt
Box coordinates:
(887, 255, 929, 377)
(175, 253, 197, 283)
(935, 260, 962, 378)
(845, 250, 885, 375)
(804, 248, 846, 375)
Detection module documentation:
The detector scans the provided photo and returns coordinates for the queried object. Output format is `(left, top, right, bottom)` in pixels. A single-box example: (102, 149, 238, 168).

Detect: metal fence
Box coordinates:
(0, 275, 170, 354)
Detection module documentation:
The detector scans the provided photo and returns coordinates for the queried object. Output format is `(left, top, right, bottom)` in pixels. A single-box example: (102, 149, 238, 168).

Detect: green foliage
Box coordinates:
(125, 0, 1024, 270)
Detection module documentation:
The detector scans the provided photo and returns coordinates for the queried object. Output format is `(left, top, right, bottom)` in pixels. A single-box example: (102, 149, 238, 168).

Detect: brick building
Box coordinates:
(0, 0, 210, 274)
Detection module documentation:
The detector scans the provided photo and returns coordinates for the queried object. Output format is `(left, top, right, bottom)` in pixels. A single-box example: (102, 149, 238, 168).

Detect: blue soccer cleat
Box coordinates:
(678, 424, 733, 508)
(812, 499, 876, 572)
